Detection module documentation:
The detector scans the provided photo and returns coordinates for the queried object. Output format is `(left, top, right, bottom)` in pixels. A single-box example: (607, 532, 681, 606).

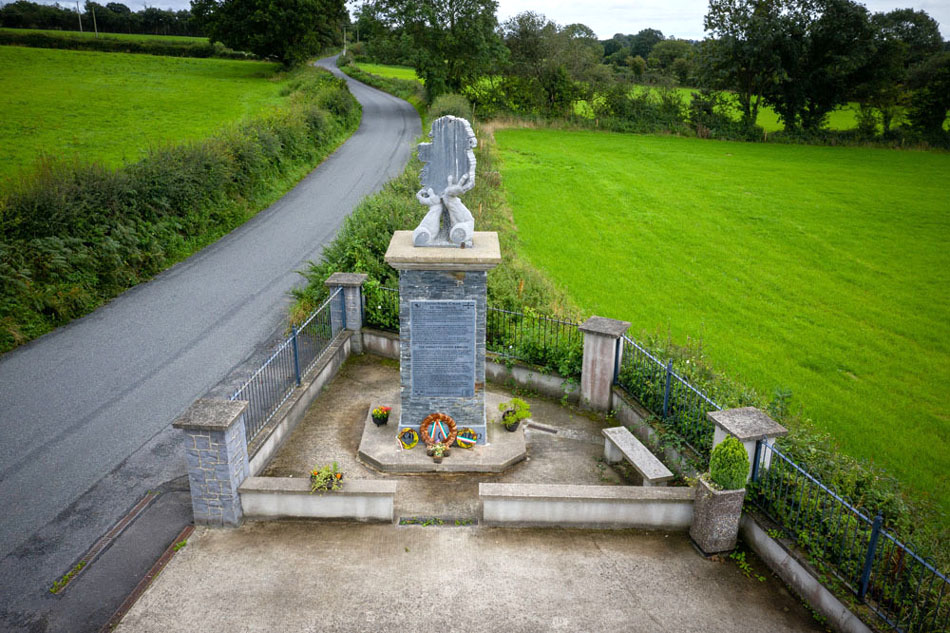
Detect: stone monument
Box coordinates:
(385, 116, 500, 445)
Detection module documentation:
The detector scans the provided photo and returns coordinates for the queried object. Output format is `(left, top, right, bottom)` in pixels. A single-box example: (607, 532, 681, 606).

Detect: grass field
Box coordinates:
(495, 128, 950, 515)
(355, 62, 420, 82)
(0, 47, 282, 180)
(0, 27, 207, 43)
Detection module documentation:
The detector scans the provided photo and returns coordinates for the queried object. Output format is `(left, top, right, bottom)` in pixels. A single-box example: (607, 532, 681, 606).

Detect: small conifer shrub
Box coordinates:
(709, 436, 749, 490)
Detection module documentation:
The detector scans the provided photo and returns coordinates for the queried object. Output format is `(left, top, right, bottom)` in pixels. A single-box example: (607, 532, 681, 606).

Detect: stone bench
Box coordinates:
(602, 426, 674, 487)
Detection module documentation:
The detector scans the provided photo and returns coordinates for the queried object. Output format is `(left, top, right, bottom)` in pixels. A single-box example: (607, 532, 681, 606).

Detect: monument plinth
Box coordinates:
(385, 230, 501, 445)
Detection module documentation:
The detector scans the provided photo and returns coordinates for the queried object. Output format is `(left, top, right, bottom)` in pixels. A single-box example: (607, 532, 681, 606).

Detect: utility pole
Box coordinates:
(89, 2, 98, 38)
(76, 0, 83, 32)
(343, 26, 347, 56)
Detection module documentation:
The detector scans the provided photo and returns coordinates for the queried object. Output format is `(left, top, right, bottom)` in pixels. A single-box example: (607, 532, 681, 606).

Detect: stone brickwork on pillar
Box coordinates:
(325, 272, 368, 354)
(579, 316, 630, 411)
(708, 407, 788, 482)
(173, 399, 250, 527)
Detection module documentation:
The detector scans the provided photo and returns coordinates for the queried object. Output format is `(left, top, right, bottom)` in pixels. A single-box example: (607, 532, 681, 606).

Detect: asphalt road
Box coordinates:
(0, 56, 419, 629)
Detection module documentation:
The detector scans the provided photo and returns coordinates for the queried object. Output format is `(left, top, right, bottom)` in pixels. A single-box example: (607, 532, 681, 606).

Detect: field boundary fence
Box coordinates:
(229, 288, 340, 442)
(750, 442, 949, 633)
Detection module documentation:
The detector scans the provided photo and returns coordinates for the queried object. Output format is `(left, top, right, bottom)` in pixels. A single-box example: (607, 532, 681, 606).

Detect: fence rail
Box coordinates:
(486, 307, 584, 378)
(615, 335, 721, 457)
(230, 288, 339, 442)
(751, 442, 950, 633)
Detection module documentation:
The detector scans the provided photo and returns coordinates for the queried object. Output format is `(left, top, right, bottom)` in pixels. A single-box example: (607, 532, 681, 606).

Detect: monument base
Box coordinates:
(358, 404, 525, 474)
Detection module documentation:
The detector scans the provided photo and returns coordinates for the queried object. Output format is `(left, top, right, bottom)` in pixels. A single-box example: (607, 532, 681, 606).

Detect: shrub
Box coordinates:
(429, 93, 472, 120)
(709, 436, 749, 490)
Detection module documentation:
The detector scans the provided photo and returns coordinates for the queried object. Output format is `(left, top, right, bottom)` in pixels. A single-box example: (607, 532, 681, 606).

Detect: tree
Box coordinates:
(629, 28, 664, 58)
(192, 0, 346, 66)
(765, 0, 877, 131)
(361, 0, 504, 98)
(907, 52, 950, 139)
(701, 0, 782, 127)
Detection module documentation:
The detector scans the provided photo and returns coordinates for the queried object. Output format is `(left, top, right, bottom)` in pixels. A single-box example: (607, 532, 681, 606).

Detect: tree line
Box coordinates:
(350, 0, 949, 144)
(0, 0, 200, 36)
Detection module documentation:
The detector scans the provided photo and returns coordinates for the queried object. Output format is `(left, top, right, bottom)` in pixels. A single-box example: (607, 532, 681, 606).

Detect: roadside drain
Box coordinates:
(398, 516, 477, 527)
(49, 491, 159, 595)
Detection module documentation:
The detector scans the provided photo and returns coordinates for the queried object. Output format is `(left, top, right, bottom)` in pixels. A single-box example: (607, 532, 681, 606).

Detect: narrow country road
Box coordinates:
(0, 56, 419, 629)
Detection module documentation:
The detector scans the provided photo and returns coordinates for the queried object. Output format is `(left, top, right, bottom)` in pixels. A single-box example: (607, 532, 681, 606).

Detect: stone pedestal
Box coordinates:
(579, 316, 630, 411)
(690, 477, 746, 555)
(708, 407, 788, 482)
(385, 231, 501, 445)
(325, 272, 368, 353)
(173, 399, 250, 527)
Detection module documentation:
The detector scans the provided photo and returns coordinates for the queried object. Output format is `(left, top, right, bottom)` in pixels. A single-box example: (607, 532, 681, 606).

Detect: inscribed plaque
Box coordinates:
(411, 300, 476, 397)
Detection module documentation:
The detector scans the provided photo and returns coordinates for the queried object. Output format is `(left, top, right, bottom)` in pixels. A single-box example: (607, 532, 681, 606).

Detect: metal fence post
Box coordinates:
(751, 439, 762, 483)
(858, 514, 884, 601)
(662, 359, 673, 418)
(613, 338, 622, 385)
(291, 325, 301, 387)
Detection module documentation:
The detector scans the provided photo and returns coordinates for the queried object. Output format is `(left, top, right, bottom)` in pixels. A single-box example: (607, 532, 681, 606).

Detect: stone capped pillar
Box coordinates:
(173, 399, 250, 527)
(579, 316, 631, 411)
(708, 407, 788, 481)
(325, 272, 368, 353)
(385, 230, 501, 445)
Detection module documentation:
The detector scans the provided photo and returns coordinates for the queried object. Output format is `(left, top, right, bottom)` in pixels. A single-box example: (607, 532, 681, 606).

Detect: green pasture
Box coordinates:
(0, 27, 207, 43)
(0, 46, 283, 180)
(495, 128, 950, 514)
(355, 62, 420, 83)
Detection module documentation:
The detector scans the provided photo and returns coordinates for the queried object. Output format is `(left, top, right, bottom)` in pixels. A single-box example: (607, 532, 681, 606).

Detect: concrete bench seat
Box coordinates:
(602, 426, 674, 486)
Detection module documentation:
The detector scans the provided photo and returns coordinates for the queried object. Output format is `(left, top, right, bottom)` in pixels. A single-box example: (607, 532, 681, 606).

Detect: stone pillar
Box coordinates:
(173, 399, 250, 527)
(707, 407, 788, 482)
(325, 272, 368, 352)
(579, 316, 630, 411)
(385, 230, 501, 445)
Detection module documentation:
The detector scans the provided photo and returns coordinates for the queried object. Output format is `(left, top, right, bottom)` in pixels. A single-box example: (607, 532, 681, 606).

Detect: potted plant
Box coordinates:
(497, 398, 531, 432)
(690, 436, 750, 555)
(371, 405, 391, 427)
(309, 462, 344, 493)
(431, 442, 447, 464)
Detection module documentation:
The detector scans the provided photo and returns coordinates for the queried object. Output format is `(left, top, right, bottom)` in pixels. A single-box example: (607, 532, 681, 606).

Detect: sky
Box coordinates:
(23, 0, 950, 40)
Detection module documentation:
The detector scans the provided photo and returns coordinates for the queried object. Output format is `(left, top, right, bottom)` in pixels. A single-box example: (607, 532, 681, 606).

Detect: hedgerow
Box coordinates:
(0, 29, 253, 59)
(0, 66, 360, 353)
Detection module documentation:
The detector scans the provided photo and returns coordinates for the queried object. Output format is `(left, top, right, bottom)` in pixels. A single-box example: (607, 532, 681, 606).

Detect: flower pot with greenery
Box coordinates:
(689, 436, 749, 555)
(497, 398, 530, 432)
(309, 461, 343, 493)
(431, 442, 447, 464)
(371, 405, 391, 427)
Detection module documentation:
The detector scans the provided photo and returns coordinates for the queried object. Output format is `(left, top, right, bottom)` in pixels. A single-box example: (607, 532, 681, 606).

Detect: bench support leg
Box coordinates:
(604, 439, 623, 464)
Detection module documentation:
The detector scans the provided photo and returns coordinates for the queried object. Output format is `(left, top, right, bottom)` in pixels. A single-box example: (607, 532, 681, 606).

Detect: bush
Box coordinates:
(429, 93, 472, 120)
(709, 436, 749, 490)
(0, 66, 360, 353)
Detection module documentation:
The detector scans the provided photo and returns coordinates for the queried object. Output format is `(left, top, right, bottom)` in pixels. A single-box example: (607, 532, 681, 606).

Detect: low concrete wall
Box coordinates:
(362, 328, 399, 359)
(247, 331, 353, 476)
(480, 483, 694, 529)
(239, 477, 397, 522)
(740, 515, 872, 633)
(485, 358, 579, 403)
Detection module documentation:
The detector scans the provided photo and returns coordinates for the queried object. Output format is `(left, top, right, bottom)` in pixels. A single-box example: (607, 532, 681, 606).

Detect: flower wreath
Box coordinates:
(455, 427, 478, 449)
(397, 428, 419, 450)
(419, 413, 458, 447)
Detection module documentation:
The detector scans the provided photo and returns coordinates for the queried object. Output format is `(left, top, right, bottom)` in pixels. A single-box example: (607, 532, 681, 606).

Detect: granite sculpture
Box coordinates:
(413, 115, 477, 248)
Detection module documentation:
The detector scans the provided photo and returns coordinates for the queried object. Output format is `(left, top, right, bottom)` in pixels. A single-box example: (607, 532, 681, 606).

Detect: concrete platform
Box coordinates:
(357, 396, 527, 473)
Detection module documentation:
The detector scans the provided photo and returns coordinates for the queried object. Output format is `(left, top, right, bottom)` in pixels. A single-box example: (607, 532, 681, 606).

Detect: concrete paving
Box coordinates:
(115, 521, 825, 633)
(115, 355, 827, 632)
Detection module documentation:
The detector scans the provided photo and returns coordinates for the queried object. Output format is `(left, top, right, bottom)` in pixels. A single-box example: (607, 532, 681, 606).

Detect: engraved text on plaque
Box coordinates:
(410, 300, 476, 397)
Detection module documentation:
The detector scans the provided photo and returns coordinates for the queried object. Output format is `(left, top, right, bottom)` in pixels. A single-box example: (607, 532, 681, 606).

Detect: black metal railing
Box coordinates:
(486, 307, 583, 378)
(230, 288, 339, 442)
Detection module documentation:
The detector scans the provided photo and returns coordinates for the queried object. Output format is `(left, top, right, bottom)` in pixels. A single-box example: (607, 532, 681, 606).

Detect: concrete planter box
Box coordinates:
(689, 477, 746, 555)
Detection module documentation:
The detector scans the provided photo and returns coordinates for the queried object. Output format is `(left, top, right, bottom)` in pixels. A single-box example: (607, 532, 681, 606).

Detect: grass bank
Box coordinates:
(494, 127, 950, 520)
(0, 47, 282, 180)
(0, 63, 361, 353)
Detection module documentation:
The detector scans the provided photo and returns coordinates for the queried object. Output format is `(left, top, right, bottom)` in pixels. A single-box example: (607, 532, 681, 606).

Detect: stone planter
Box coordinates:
(690, 477, 746, 555)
